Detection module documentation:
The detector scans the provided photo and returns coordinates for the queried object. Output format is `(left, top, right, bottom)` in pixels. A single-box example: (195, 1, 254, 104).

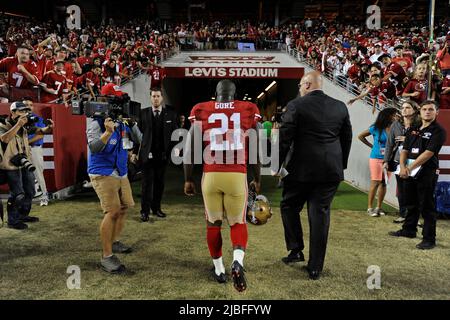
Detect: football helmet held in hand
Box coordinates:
(247, 189, 272, 225)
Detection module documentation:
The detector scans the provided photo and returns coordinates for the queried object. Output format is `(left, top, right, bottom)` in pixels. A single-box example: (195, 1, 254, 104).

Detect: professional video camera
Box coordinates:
(72, 94, 141, 123)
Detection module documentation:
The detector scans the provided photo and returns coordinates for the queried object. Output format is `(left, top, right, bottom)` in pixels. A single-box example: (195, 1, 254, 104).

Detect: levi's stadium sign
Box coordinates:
(162, 52, 304, 79)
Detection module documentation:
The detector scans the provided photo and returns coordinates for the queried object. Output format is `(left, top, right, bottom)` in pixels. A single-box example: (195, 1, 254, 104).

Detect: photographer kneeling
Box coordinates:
(87, 113, 142, 273)
(0, 101, 39, 230)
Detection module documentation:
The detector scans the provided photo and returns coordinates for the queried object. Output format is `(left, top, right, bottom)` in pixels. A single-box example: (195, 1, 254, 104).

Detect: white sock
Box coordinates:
(213, 257, 225, 276)
(233, 249, 245, 267)
(103, 254, 113, 259)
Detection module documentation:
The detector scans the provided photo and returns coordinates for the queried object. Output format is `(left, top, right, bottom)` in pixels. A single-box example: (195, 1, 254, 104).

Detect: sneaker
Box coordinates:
(8, 222, 28, 230)
(210, 267, 227, 284)
(375, 208, 386, 216)
(367, 208, 379, 217)
(388, 230, 416, 238)
(231, 260, 247, 292)
(416, 241, 436, 250)
(40, 198, 49, 206)
(100, 255, 126, 273)
(393, 217, 406, 223)
(112, 241, 132, 254)
(83, 180, 93, 189)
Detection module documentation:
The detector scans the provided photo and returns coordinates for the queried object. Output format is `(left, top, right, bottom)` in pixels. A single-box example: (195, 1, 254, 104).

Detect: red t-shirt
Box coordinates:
(403, 79, 428, 104)
(148, 66, 165, 88)
(40, 71, 69, 103)
(0, 57, 39, 88)
(188, 100, 261, 173)
(45, 60, 75, 83)
(77, 56, 92, 69)
(440, 75, 450, 109)
(384, 62, 406, 90)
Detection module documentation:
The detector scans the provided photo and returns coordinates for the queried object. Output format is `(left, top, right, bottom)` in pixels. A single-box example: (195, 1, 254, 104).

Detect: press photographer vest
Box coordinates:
(88, 119, 129, 177)
(0, 121, 31, 171)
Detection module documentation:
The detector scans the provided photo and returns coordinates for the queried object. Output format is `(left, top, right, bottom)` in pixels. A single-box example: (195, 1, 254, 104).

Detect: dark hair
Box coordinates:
(420, 99, 439, 109)
(150, 87, 162, 94)
(373, 108, 398, 135)
(400, 99, 421, 126)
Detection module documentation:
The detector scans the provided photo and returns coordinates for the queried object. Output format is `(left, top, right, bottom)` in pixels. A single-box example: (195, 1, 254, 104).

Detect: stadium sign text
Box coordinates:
(184, 67, 278, 78)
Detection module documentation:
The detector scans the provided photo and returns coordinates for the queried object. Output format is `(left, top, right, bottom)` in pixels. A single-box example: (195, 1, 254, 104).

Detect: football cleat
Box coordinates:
(231, 260, 247, 292)
(210, 268, 227, 284)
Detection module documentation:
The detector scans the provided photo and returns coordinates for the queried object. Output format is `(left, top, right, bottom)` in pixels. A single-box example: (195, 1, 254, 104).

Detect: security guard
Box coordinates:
(389, 100, 446, 250)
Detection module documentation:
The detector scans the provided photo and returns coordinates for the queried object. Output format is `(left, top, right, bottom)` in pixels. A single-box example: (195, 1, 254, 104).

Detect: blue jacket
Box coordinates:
(88, 120, 130, 177)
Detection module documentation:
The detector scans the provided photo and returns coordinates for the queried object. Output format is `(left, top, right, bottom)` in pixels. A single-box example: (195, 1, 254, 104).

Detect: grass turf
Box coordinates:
(1, 166, 450, 300)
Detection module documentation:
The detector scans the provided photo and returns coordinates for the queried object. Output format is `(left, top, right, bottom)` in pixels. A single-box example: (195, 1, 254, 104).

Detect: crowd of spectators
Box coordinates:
(285, 17, 450, 110)
(0, 13, 449, 109)
(0, 15, 178, 103)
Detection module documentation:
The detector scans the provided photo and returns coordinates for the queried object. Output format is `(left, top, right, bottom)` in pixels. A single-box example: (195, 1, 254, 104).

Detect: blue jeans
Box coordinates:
(5, 169, 35, 226)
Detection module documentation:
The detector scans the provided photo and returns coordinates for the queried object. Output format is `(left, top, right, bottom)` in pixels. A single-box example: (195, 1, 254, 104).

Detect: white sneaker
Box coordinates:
(83, 180, 93, 188)
(40, 198, 49, 206)
(367, 208, 379, 217)
(375, 208, 386, 216)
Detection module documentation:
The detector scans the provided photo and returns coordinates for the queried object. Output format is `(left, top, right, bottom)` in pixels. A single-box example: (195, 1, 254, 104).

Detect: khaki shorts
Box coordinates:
(91, 175, 135, 214)
(201, 172, 247, 226)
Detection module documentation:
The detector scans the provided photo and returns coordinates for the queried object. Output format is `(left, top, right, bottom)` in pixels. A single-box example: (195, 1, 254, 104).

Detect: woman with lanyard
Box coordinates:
(383, 100, 421, 223)
(389, 100, 446, 250)
(358, 108, 398, 217)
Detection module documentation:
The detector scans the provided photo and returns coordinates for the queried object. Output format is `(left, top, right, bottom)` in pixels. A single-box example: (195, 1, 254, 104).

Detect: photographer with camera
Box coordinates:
(23, 97, 53, 206)
(87, 107, 142, 273)
(0, 101, 39, 230)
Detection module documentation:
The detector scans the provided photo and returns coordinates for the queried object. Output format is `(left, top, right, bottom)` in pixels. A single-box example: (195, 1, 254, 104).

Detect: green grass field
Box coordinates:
(1, 166, 450, 300)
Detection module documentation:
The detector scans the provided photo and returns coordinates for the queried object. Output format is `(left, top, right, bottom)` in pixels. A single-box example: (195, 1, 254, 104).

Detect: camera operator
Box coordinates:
(87, 110, 142, 273)
(0, 101, 39, 230)
(23, 97, 53, 206)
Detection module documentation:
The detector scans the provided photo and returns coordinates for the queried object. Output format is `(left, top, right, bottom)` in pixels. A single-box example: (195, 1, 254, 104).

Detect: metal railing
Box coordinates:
(285, 46, 402, 112)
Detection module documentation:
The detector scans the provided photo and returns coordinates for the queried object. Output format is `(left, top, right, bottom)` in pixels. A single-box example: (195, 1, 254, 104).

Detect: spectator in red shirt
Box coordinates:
(439, 74, 450, 109)
(348, 74, 395, 113)
(402, 63, 429, 104)
(40, 60, 69, 104)
(437, 35, 450, 76)
(378, 53, 407, 93)
(392, 44, 413, 73)
(0, 45, 40, 90)
(77, 48, 93, 73)
(101, 82, 125, 97)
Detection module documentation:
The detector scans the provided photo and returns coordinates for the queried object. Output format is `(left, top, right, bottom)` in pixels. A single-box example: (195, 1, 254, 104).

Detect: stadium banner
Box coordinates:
(165, 66, 304, 79)
(0, 103, 87, 193)
(162, 51, 304, 79)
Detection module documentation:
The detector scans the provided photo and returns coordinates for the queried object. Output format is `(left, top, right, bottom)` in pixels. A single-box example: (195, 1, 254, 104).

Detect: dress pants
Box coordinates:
(401, 171, 439, 242)
(280, 178, 339, 272)
(141, 158, 167, 214)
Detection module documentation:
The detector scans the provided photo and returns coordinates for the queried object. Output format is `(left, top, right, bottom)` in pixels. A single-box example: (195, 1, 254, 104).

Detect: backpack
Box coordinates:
(434, 181, 450, 217)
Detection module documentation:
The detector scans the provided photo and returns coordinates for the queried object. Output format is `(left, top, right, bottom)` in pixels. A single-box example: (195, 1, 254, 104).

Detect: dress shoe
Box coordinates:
(416, 241, 436, 250)
(388, 230, 416, 238)
(140, 213, 150, 222)
(302, 266, 321, 280)
(152, 209, 167, 218)
(8, 222, 28, 230)
(281, 250, 305, 264)
(21, 216, 39, 223)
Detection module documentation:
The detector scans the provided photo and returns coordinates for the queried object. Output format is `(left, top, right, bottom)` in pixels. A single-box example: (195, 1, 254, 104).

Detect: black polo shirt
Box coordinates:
(403, 121, 447, 173)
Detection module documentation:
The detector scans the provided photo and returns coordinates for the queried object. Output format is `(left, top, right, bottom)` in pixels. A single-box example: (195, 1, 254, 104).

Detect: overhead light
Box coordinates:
(257, 92, 265, 99)
(211, 97, 215, 100)
(265, 81, 277, 92)
(247, 97, 252, 101)
(243, 97, 247, 101)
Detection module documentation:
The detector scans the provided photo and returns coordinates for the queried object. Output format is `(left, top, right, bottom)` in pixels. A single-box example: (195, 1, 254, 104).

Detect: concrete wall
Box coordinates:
(300, 64, 399, 206)
(121, 73, 152, 109)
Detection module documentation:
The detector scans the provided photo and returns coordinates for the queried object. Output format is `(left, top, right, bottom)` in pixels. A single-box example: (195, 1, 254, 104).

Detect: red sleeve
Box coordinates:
(188, 104, 199, 123)
(251, 103, 262, 127)
(389, 63, 402, 77)
(403, 80, 414, 94)
(28, 61, 40, 82)
(0, 57, 12, 72)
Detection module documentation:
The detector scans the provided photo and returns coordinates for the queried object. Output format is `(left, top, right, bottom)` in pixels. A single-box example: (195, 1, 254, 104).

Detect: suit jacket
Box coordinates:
(137, 106, 179, 164)
(279, 90, 352, 182)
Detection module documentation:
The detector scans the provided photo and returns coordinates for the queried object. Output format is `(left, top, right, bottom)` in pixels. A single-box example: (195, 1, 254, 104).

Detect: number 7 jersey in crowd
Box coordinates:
(188, 100, 262, 173)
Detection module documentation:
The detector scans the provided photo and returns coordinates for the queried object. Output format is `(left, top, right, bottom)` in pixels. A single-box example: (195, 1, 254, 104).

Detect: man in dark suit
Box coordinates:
(274, 71, 352, 280)
(137, 87, 178, 221)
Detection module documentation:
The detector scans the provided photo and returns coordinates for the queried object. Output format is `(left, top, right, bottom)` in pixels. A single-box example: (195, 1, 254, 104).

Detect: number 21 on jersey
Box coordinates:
(208, 113, 243, 151)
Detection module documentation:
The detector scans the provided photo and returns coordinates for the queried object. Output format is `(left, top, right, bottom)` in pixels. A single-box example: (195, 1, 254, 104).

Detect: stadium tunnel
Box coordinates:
(159, 51, 304, 119)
